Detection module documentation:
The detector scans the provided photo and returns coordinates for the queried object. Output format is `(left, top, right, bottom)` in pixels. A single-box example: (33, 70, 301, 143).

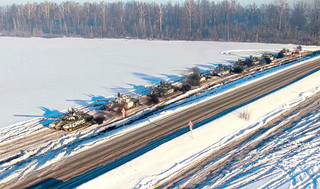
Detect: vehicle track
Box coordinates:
(0, 129, 61, 157)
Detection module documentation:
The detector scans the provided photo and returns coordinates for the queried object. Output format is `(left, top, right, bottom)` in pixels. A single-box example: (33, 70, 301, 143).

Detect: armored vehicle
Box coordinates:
(262, 53, 275, 64)
(250, 56, 260, 65)
(107, 93, 140, 111)
(184, 67, 209, 86)
(277, 48, 291, 58)
(240, 56, 260, 66)
(294, 45, 302, 54)
(149, 81, 176, 97)
(48, 108, 94, 131)
(281, 48, 292, 56)
(210, 64, 230, 77)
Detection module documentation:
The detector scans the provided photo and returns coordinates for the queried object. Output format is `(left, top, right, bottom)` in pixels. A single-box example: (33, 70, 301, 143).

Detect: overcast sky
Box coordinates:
(0, 0, 305, 6)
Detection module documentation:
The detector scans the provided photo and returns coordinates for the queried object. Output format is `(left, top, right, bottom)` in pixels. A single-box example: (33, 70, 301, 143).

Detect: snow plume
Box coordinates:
(184, 67, 201, 86)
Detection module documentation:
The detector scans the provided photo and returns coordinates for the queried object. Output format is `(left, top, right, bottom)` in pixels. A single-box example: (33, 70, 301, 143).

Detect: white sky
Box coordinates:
(0, 0, 303, 6)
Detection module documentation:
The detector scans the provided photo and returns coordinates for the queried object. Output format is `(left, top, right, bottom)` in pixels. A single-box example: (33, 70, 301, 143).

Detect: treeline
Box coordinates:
(0, 0, 319, 45)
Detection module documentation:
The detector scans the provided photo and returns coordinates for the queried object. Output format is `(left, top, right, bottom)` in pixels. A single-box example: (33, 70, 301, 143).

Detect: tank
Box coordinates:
(107, 93, 140, 111)
(280, 48, 292, 56)
(262, 53, 275, 64)
(262, 53, 275, 60)
(149, 81, 176, 97)
(184, 67, 208, 86)
(210, 64, 230, 77)
(237, 55, 260, 67)
(277, 48, 291, 58)
(48, 108, 93, 131)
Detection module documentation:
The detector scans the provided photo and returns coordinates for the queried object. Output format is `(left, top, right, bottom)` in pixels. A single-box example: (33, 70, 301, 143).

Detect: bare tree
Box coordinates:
(238, 108, 251, 121)
(0, 0, 318, 44)
(185, 0, 195, 36)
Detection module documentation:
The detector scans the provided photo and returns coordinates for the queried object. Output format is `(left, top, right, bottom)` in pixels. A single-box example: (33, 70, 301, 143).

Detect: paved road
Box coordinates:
(6, 57, 320, 189)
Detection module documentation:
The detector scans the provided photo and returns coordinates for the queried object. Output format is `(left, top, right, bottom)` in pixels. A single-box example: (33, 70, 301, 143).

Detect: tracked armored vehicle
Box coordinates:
(149, 81, 176, 97)
(48, 108, 94, 131)
(277, 48, 291, 58)
(237, 56, 260, 67)
(262, 53, 275, 64)
(107, 93, 140, 112)
(184, 67, 209, 86)
(210, 64, 230, 77)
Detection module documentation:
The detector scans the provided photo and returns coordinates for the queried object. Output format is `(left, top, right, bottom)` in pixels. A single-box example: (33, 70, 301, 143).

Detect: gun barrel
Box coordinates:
(41, 117, 59, 120)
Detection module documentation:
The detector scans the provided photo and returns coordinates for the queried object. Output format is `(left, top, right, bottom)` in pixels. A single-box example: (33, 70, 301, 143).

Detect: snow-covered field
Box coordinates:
(80, 59, 320, 188)
(1, 37, 317, 127)
(1, 38, 320, 188)
(2, 50, 320, 187)
(197, 107, 320, 188)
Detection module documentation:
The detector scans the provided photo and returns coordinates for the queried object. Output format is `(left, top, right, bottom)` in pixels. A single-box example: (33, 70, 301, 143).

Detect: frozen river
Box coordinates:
(0, 37, 313, 127)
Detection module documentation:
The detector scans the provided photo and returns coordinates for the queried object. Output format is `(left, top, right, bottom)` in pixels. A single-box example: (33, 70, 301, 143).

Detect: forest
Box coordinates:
(0, 0, 319, 45)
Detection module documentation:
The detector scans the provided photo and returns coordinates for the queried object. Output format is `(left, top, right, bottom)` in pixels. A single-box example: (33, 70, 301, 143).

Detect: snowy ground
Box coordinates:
(1, 38, 320, 188)
(79, 59, 320, 188)
(1, 37, 318, 127)
(196, 104, 320, 189)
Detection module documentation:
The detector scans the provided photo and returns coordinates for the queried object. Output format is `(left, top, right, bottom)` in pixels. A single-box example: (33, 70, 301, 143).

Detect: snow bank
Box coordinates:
(79, 63, 320, 188)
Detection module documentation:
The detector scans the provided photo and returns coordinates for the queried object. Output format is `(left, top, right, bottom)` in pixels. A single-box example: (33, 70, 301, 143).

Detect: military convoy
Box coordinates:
(147, 68, 211, 100)
(147, 47, 299, 100)
(231, 48, 298, 72)
(48, 93, 140, 131)
(46, 46, 304, 132)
